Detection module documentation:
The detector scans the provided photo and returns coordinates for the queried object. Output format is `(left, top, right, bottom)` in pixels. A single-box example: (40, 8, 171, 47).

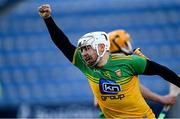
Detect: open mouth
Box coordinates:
(83, 56, 93, 64)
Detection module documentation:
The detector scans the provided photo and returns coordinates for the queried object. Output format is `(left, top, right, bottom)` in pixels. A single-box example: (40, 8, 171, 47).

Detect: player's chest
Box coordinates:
(92, 66, 131, 81)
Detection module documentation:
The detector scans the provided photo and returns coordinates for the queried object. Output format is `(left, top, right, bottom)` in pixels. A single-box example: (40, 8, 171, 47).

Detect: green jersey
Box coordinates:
(72, 49, 155, 118)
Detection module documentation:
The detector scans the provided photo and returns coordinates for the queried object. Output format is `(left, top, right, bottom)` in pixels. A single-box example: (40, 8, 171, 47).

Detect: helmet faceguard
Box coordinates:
(108, 30, 132, 54)
(77, 31, 110, 67)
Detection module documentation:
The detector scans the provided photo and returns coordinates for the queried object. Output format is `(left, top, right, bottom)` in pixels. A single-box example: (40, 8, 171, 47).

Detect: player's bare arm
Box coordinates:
(140, 85, 176, 105)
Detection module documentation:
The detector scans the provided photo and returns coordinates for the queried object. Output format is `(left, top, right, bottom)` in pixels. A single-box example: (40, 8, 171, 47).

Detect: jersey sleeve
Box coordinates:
(130, 55, 147, 74)
(44, 17, 76, 62)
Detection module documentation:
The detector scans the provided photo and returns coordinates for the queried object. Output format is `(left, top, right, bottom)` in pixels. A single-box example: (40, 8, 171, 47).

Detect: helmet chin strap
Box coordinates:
(91, 45, 107, 67)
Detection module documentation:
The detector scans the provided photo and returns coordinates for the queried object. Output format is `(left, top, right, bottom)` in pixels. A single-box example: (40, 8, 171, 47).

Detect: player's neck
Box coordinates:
(97, 52, 109, 67)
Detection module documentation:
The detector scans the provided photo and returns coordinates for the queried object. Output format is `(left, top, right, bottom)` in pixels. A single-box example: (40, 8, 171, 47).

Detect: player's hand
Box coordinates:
(38, 4, 51, 19)
(133, 48, 149, 60)
(160, 94, 177, 105)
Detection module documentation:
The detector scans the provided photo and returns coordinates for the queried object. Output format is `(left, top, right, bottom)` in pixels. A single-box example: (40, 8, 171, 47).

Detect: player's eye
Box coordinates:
(79, 45, 92, 53)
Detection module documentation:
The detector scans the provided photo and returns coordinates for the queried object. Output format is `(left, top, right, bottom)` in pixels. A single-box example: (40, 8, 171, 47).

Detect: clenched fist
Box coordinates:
(38, 4, 51, 19)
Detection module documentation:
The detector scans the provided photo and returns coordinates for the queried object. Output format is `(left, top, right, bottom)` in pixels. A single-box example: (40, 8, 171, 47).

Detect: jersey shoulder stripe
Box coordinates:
(86, 74, 99, 84)
(116, 77, 133, 85)
(112, 54, 132, 60)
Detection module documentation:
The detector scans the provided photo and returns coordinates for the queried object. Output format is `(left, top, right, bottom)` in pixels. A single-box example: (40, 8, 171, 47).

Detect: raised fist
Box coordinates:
(38, 4, 51, 19)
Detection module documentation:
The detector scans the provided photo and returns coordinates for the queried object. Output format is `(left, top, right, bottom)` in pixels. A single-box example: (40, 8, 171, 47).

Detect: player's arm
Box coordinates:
(143, 60, 180, 88)
(38, 4, 76, 62)
(140, 84, 176, 105)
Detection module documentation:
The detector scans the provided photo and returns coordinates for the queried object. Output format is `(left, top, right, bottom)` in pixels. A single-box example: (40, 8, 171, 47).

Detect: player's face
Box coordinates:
(79, 45, 98, 66)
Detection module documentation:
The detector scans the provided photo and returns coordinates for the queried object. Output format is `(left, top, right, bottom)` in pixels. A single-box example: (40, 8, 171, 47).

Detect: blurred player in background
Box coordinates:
(94, 29, 177, 118)
(38, 4, 180, 118)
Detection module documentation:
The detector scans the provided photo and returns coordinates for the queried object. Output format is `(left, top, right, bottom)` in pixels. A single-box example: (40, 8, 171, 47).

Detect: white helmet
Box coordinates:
(77, 31, 110, 66)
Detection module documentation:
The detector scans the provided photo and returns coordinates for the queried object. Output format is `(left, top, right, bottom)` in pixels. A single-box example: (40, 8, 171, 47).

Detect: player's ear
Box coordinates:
(98, 44, 105, 52)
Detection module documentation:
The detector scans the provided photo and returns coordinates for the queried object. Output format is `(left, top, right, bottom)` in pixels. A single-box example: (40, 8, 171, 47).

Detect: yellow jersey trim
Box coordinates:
(72, 48, 78, 64)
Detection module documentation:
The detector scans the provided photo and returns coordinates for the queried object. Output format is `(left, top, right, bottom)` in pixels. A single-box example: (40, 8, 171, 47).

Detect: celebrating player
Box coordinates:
(38, 4, 180, 118)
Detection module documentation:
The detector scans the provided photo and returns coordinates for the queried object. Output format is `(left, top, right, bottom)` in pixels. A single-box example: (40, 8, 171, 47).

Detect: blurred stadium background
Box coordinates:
(0, 0, 180, 118)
